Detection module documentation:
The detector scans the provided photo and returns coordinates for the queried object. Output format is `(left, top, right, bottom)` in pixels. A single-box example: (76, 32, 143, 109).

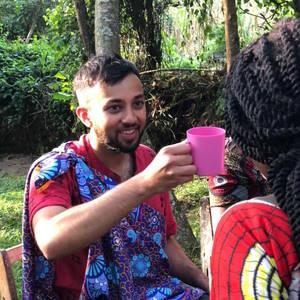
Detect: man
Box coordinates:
(22, 54, 209, 299)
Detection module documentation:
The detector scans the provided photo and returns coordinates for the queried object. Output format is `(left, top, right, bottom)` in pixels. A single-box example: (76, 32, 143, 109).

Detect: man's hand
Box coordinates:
(165, 236, 209, 292)
(141, 141, 197, 194)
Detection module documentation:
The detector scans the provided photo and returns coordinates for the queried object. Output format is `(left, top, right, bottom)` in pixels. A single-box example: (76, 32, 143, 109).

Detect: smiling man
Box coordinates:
(22, 55, 209, 299)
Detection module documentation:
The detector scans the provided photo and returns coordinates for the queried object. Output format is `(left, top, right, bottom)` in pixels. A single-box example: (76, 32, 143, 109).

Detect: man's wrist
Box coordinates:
(127, 172, 154, 201)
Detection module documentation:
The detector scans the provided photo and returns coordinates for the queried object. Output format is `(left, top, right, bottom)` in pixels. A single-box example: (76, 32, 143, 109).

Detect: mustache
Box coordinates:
(118, 124, 140, 130)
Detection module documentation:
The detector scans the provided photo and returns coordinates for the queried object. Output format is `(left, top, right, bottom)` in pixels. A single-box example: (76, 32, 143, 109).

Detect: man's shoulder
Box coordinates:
(34, 135, 87, 163)
(27, 135, 87, 182)
(134, 144, 156, 170)
(65, 135, 88, 156)
(136, 144, 155, 155)
(136, 144, 156, 160)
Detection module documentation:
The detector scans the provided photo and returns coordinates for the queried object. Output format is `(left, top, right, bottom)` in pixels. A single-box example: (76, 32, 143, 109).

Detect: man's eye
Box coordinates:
(134, 100, 145, 108)
(108, 105, 121, 113)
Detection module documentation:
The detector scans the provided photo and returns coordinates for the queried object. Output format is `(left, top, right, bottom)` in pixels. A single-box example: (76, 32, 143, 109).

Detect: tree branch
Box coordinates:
(25, 0, 43, 43)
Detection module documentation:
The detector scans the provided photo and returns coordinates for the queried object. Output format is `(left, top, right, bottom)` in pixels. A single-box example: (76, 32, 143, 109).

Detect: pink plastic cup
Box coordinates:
(186, 126, 225, 176)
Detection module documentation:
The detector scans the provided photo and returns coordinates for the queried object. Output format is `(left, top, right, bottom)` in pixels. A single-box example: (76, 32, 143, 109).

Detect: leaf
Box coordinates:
(55, 72, 66, 80)
(52, 92, 72, 101)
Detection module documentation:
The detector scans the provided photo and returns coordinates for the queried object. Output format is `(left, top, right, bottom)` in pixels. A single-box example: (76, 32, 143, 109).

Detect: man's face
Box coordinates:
(79, 73, 146, 153)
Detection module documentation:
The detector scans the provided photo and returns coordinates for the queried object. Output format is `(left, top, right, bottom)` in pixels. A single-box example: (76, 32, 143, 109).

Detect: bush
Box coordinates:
(0, 36, 81, 154)
(141, 69, 225, 152)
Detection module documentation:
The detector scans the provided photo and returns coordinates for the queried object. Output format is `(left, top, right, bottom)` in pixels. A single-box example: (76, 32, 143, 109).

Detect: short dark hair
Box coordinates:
(73, 54, 140, 92)
(225, 17, 300, 259)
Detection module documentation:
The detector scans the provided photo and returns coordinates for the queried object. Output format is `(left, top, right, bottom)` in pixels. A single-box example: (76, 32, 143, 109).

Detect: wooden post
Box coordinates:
(0, 244, 22, 300)
(199, 196, 213, 280)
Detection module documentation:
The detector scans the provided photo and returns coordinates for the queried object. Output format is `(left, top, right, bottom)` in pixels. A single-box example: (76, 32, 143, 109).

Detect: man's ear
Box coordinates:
(76, 107, 92, 128)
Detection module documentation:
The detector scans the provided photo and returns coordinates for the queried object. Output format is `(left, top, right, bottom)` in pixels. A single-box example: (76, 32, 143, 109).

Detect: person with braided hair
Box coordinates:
(210, 17, 300, 299)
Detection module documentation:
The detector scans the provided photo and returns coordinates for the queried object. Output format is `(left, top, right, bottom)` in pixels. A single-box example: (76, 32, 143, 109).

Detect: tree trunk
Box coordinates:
(199, 196, 213, 279)
(145, 0, 162, 68)
(123, 0, 162, 69)
(95, 0, 120, 55)
(169, 191, 198, 252)
(73, 0, 95, 58)
(223, 0, 240, 73)
(25, 0, 43, 44)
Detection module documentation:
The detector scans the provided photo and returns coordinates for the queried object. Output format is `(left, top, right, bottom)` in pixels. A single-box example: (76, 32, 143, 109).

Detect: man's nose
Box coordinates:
(122, 108, 137, 123)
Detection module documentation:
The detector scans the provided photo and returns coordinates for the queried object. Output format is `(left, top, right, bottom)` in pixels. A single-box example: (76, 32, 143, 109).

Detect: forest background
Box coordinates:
(0, 0, 298, 297)
(1, 0, 298, 154)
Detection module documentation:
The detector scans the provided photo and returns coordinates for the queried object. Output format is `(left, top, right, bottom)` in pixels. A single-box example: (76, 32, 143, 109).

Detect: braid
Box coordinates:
(269, 148, 300, 259)
(279, 23, 300, 100)
(225, 17, 300, 261)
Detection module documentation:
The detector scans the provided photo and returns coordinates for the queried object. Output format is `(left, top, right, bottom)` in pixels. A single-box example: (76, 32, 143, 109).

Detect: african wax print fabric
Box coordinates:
(22, 142, 206, 299)
(210, 196, 300, 300)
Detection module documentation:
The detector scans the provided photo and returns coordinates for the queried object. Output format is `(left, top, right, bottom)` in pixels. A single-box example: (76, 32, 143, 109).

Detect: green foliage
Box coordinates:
(237, 10, 262, 49)
(174, 176, 209, 267)
(160, 3, 226, 69)
(174, 176, 208, 205)
(44, 0, 81, 46)
(0, 0, 53, 40)
(161, 7, 202, 68)
(13, 262, 22, 300)
(0, 174, 25, 299)
(0, 175, 24, 248)
(0, 35, 81, 153)
(238, 0, 295, 29)
(198, 23, 226, 68)
(163, 0, 296, 69)
(161, 31, 198, 68)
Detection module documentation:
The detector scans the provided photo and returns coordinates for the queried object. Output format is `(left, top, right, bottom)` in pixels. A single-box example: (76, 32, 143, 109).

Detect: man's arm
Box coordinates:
(164, 235, 209, 292)
(33, 141, 197, 260)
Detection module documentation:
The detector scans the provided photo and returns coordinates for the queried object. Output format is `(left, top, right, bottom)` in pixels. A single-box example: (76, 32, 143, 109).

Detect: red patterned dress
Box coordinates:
(210, 195, 300, 299)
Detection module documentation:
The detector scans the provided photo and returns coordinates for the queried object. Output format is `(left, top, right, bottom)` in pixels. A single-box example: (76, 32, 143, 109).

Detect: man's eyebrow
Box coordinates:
(133, 94, 145, 100)
(105, 94, 145, 104)
(106, 99, 123, 103)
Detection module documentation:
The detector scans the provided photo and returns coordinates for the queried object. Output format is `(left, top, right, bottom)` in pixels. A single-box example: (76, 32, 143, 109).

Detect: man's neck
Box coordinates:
(88, 133, 135, 180)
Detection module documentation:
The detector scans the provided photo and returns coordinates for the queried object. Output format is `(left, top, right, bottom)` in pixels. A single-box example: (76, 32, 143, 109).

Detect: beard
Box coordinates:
(95, 127, 144, 153)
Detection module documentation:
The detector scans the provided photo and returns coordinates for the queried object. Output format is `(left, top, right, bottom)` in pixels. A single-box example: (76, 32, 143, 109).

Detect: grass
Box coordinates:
(174, 176, 209, 267)
(174, 176, 209, 240)
(0, 174, 25, 299)
(0, 173, 208, 298)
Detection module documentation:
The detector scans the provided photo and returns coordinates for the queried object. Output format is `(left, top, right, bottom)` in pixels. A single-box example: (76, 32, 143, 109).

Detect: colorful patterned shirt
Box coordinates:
(23, 135, 205, 299)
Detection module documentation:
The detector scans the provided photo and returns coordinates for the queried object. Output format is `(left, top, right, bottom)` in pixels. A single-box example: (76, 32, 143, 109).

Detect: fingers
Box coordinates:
(170, 164, 197, 177)
(173, 154, 193, 166)
(157, 142, 195, 172)
(161, 140, 191, 155)
(143, 141, 197, 194)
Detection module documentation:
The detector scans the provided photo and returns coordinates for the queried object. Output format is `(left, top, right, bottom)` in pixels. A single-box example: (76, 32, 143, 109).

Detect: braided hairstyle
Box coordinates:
(224, 17, 300, 259)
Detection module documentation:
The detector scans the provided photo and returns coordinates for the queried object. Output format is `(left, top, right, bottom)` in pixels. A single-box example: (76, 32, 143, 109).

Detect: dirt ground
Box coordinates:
(0, 154, 38, 176)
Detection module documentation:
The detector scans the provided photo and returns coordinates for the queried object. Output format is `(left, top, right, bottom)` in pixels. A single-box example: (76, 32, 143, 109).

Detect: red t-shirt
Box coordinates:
(28, 135, 177, 298)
